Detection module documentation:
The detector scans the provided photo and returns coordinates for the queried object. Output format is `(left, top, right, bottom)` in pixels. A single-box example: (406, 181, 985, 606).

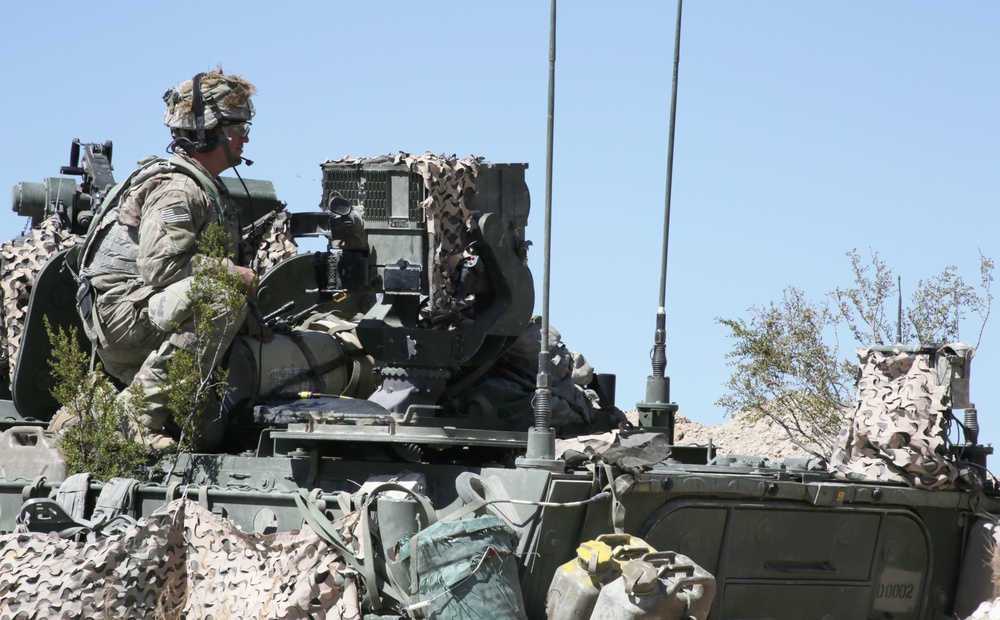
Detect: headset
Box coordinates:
(166, 72, 253, 166)
(190, 72, 224, 153)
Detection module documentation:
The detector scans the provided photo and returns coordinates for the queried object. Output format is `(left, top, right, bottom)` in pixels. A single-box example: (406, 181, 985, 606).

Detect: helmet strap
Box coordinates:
(192, 73, 210, 152)
(191, 72, 228, 153)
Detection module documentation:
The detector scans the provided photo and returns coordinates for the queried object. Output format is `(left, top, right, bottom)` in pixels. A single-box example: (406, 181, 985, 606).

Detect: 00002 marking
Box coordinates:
(877, 583, 914, 600)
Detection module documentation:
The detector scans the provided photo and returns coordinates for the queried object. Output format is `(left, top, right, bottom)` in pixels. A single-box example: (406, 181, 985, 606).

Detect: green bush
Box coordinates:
(165, 222, 249, 453)
(717, 249, 993, 457)
(46, 318, 149, 480)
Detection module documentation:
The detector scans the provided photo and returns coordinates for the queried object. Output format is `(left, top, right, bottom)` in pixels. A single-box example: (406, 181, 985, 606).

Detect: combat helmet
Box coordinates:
(163, 68, 255, 153)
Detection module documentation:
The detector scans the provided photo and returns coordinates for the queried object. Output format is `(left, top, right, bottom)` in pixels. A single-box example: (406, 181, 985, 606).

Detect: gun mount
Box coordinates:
(268, 157, 535, 379)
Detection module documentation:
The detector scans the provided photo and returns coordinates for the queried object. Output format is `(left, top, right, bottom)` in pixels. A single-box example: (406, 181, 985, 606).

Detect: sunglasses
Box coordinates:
(223, 121, 252, 137)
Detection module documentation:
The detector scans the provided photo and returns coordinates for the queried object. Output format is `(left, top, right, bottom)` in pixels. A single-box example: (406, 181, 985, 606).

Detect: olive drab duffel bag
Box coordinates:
(399, 514, 526, 619)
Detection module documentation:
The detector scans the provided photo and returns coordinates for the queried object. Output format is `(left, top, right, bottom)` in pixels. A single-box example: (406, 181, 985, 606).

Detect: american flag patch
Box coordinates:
(160, 204, 190, 224)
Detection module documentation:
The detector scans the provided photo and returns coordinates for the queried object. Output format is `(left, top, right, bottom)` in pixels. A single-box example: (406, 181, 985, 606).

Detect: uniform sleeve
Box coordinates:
(135, 176, 236, 288)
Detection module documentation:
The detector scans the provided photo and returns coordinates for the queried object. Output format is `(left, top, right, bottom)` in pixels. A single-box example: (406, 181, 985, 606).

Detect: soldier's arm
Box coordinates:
(135, 178, 236, 288)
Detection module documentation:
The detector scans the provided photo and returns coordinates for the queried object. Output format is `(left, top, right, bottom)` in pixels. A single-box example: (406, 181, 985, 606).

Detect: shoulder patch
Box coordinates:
(160, 204, 191, 224)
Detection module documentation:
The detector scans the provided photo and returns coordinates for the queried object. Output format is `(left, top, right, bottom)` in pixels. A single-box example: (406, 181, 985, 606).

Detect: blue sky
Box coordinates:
(2, 2, 998, 455)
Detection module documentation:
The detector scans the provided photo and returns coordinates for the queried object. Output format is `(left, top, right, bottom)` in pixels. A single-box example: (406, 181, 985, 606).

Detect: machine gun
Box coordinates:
(10, 139, 115, 235)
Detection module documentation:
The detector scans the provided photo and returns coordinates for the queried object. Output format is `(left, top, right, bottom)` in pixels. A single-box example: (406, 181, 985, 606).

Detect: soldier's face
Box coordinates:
(223, 123, 249, 157)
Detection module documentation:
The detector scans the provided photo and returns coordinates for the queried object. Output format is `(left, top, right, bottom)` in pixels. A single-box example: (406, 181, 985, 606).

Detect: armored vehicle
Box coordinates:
(1, 4, 998, 616)
(0, 136, 997, 620)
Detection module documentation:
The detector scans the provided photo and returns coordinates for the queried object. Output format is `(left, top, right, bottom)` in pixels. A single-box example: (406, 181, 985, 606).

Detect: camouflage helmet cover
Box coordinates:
(163, 68, 256, 131)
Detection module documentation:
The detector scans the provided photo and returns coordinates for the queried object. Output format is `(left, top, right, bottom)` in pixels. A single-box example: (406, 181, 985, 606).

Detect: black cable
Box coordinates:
(232, 165, 266, 406)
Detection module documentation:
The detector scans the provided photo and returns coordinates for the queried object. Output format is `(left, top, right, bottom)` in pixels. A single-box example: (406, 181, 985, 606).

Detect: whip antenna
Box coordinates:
(519, 0, 562, 470)
(896, 275, 903, 344)
(637, 0, 683, 442)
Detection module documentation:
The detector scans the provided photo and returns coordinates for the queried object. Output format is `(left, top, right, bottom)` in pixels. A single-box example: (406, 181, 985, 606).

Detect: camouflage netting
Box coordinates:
(0, 215, 77, 381)
(398, 152, 480, 317)
(0, 498, 360, 619)
(326, 152, 481, 318)
(245, 209, 298, 273)
(830, 347, 960, 490)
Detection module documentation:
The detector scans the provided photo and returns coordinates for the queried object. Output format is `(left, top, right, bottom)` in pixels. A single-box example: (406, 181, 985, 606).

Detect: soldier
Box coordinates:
(67, 68, 261, 450)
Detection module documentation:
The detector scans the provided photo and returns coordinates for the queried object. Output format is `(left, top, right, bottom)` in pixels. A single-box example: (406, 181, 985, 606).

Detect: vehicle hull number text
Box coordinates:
(873, 568, 921, 614)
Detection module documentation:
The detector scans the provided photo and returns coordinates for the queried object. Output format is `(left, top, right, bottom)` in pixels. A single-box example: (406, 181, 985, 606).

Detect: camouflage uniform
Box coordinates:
(79, 151, 246, 446)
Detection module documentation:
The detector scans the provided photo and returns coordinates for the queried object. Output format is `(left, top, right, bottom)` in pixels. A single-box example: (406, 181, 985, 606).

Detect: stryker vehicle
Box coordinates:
(0, 139, 998, 620)
(2, 8, 999, 618)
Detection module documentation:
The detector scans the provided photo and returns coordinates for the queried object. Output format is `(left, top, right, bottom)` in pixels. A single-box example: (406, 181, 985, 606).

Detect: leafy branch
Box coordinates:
(717, 249, 993, 455)
(164, 223, 250, 464)
(47, 319, 148, 480)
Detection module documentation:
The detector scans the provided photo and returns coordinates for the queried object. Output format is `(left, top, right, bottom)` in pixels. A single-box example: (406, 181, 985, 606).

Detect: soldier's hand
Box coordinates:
(235, 266, 258, 294)
(255, 324, 275, 344)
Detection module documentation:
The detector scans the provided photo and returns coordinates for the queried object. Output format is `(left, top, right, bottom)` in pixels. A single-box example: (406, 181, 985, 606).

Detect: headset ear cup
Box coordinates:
(174, 128, 218, 153)
(195, 127, 221, 153)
